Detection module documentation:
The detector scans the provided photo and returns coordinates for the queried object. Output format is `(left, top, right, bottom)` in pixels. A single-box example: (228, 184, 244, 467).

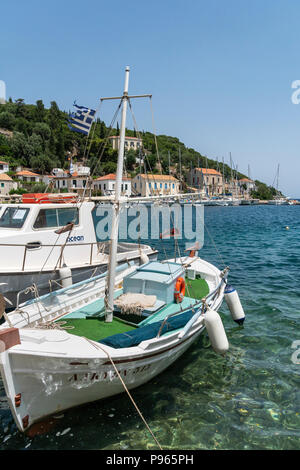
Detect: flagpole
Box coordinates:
(105, 66, 130, 322)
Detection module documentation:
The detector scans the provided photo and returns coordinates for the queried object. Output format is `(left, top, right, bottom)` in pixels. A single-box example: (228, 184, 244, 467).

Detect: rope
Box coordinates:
(84, 337, 163, 450)
(203, 222, 227, 269)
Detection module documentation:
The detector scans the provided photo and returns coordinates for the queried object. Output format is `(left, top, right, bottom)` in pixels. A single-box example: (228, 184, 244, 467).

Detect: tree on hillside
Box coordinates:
(0, 112, 16, 130)
(33, 122, 51, 145)
(48, 101, 61, 130)
(35, 100, 45, 122)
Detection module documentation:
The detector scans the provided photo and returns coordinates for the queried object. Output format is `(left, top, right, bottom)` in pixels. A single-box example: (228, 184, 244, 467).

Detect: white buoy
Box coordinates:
(224, 285, 245, 325)
(204, 308, 229, 355)
(59, 267, 72, 288)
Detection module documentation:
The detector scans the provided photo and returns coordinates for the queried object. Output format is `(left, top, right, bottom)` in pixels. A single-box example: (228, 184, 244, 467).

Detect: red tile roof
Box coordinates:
(0, 173, 13, 181)
(195, 168, 222, 176)
(138, 174, 179, 181)
(16, 170, 41, 177)
(95, 173, 131, 181)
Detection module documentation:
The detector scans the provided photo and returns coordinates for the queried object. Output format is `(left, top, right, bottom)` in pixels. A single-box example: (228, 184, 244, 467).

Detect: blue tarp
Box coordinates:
(99, 308, 196, 349)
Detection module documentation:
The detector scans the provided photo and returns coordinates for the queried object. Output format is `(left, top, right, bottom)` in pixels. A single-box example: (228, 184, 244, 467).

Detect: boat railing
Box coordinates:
(156, 273, 228, 339)
(14, 261, 135, 310)
(0, 241, 105, 271)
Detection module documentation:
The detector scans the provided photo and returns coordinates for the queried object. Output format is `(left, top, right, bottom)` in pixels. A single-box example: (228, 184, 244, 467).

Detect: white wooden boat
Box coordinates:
(0, 254, 234, 432)
(0, 67, 245, 434)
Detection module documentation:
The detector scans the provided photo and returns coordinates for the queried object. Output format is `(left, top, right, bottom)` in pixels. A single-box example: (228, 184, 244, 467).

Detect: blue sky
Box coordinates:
(1, 0, 300, 196)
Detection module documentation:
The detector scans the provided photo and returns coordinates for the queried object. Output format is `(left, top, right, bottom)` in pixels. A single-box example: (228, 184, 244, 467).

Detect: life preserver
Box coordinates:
(174, 277, 185, 303)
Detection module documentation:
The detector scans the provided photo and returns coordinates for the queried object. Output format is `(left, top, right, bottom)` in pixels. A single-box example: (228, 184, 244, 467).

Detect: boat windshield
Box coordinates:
(33, 207, 79, 229)
(0, 207, 30, 229)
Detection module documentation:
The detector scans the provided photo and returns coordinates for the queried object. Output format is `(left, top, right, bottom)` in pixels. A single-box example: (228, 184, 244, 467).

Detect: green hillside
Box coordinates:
(0, 98, 278, 199)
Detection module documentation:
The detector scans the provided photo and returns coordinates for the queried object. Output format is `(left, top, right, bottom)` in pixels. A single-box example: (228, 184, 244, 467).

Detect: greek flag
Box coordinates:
(68, 101, 96, 135)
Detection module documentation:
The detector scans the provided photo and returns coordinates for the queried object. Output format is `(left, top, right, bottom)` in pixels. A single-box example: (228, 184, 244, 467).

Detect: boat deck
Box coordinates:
(58, 277, 209, 342)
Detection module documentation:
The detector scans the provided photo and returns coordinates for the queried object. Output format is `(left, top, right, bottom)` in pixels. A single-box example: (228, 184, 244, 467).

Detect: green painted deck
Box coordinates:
(58, 278, 209, 342)
(59, 317, 137, 342)
(185, 277, 210, 300)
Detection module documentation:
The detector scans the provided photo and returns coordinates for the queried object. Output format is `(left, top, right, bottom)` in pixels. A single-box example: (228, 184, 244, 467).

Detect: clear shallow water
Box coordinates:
(0, 205, 299, 450)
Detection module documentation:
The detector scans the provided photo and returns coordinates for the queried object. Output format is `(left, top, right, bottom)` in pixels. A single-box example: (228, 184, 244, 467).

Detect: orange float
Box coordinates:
(174, 277, 185, 303)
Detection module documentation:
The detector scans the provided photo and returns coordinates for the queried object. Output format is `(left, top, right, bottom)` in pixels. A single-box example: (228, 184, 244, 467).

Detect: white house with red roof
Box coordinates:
(93, 173, 132, 196)
(15, 170, 44, 183)
(189, 168, 223, 196)
(238, 177, 256, 196)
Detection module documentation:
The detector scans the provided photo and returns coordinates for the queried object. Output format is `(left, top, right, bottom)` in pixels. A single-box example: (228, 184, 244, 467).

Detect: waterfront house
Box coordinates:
(16, 170, 43, 183)
(0, 161, 9, 174)
(132, 173, 180, 197)
(109, 135, 143, 152)
(238, 178, 256, 196)
(93, 173, 132, 196)
(49, 172, 89, 195)
(0, 173, 18, 196)
(189, 168, 223, 196)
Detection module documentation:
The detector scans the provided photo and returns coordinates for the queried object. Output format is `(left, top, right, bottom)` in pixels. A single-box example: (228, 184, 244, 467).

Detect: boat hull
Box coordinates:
(1, 321, 206, 432)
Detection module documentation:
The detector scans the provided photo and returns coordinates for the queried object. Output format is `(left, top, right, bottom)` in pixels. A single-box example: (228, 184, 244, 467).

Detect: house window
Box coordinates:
(154, 183, 157, 189)
(149, 183, 151, 188)
(160, 183, 162, 188)
(1, 183, 4, 188)
(172, 183, 175, 188)
(73, 180, 77, 187)
(165, 183, 167, 189)
(125, 184, 128, 190)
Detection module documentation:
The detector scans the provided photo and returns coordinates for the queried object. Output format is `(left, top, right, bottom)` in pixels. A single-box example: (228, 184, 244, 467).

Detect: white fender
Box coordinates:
(224, 285, 245, 325)
(204, 308, 229, 355)
(59, 267, 73, 288)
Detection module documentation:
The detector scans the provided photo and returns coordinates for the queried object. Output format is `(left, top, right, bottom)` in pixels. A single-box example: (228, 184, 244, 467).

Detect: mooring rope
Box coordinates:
(84, 337, 163, 450)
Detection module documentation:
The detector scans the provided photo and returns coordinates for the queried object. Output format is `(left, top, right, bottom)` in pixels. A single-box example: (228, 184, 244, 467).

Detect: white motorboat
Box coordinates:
(0, 197, 157, 306)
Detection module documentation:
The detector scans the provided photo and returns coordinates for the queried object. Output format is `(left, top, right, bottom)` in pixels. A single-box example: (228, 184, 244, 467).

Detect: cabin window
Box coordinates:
(33, 208, 79, 229)
(0, 207, 30, 229)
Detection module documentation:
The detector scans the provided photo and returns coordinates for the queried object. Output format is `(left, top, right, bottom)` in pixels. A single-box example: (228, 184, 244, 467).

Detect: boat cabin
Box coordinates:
(121, 261, 184, 312)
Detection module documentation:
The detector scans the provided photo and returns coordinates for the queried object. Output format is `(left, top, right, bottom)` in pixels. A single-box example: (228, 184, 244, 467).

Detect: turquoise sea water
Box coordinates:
(0, 205, 299, 450)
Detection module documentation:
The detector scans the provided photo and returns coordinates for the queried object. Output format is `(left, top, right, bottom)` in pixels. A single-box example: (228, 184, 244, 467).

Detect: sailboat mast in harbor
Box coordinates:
(105, 66, 130, 321)
(104, 66, 151, 321)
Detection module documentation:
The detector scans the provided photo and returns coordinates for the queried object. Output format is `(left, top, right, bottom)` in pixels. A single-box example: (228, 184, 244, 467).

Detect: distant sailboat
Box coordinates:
(268, 164, 289, 205)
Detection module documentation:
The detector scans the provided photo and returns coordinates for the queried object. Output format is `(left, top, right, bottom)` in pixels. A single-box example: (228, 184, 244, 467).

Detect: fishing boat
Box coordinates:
(0, 67, 245, 434)
(0, 195, 157, 307)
